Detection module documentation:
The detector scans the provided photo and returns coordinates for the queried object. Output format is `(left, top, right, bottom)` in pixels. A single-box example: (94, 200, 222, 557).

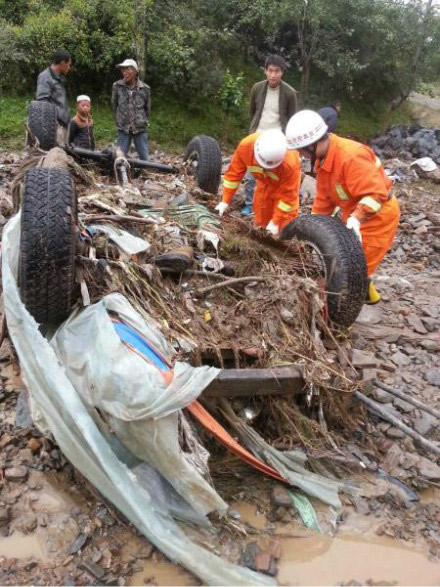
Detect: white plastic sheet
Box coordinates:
(2, 213, 276, 587)
(87, 223, 151, 257)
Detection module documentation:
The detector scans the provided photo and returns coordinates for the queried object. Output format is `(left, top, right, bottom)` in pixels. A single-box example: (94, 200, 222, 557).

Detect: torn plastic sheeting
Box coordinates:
(224, 414, 343, 509)
(50, 294, 225, 517)
(139, 204, 221, 229)
(289, 491, 322, 533)
(197, 229, 220, 252)
(86, 223, 151, 257)
(51, 293, 219, 422)
(2, 214, 275, 587)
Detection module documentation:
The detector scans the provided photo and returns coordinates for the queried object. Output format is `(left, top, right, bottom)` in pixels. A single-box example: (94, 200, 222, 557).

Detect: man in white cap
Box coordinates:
(68, 95, 95, 150)
(111, 59, 151, 161)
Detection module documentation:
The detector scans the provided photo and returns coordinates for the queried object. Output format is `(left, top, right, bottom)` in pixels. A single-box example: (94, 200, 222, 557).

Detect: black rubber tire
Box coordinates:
(20, 168, 77, 327)
(184, 135, 222, 194)
(27, 101, 58, 151)
(281, 214, 368, 328)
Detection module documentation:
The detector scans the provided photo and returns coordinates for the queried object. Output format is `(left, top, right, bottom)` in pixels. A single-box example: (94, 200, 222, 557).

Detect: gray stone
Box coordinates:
(352, 349, 378, 369)
(386, 427, 406, 439)
(15, 390, 33, 429)
(271, 485, 292, 508)
(420, 317, 439, 332)
(393, 398, 414, 413)
(421, 340, 440, 352)
(280, 308, 295, 326)
(356, 305, 383, 326)
(413, 413, 438, 436)
(372, 388, 393, 404)
(406, 314, 427, 334)
(417, 457, 440, 481)
(425, 369, 440, 387)
(391, 351, 411, 367)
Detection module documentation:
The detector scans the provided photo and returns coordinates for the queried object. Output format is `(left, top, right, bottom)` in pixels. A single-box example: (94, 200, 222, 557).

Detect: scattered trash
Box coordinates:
(289, 492, 322, 533)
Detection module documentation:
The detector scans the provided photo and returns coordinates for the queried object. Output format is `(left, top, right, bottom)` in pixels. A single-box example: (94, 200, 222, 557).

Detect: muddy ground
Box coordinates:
(0, 147, 439, 587)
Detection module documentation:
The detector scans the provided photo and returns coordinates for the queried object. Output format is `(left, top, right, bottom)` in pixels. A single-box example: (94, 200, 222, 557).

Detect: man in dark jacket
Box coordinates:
(111, 59, 151, 161)
(241, 55, 297, 215)
(36, 49, 71, 139)
(317, 101, 341, 133)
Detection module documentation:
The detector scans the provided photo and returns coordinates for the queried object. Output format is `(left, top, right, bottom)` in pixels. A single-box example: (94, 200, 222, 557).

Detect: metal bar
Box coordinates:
(375, 379, 440, 421)
(69, 146, 109, 162)
(126, 157, 176, 173)
(203, 365, 304, 398)
(355, 390, 440, 457)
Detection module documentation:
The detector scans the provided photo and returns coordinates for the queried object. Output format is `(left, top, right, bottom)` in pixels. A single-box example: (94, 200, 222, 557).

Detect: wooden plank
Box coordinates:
(203, 365, 304, 398)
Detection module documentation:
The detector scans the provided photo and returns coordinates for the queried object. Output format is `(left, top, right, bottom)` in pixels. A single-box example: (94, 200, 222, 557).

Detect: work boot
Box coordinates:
(366, 279, 381, 305)
(155, 245, 194, 273)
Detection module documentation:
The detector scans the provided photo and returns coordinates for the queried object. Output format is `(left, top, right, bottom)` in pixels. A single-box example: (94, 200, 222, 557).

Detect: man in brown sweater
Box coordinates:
(241, 55, 297, 215)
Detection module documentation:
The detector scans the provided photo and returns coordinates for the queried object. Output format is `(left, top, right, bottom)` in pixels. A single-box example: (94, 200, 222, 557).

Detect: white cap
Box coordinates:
(285, 110, 328, 150)
(117, 59, 139, 72)
(254, 129, 287, 169)
(76, 95, 91, 103)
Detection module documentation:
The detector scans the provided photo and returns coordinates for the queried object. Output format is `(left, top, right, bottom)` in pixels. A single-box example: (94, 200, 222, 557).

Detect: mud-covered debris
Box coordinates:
(5, 466, 28, 482)
(69, 532, 90, 554)
(270, 485, 292, 508)
(79, 559, 106, 580)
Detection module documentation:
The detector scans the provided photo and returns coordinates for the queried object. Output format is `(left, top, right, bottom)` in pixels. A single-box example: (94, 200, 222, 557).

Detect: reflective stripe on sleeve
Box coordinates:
(223, 179, 240, 189)
(266, 171, 280, 181)
(247, 165, 264, 174)
(335, 184, 349, 200)
(359, 196, 382, 212)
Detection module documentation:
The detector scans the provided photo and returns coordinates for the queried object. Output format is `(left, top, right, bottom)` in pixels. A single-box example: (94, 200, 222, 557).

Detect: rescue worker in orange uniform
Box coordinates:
(285, 110, 400, 304)
(215, 129, 301, 236)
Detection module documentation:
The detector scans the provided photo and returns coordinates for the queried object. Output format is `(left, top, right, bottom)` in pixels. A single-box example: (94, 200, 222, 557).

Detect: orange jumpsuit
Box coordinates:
(312, 134, 400, 276)
(221, 133, 301, 230)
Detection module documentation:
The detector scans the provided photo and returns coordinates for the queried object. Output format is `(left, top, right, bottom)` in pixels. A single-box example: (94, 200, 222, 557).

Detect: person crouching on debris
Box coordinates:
(215, 129, 301, 236)
(285, 110, 400, 304)
(68, 95, 95, 150)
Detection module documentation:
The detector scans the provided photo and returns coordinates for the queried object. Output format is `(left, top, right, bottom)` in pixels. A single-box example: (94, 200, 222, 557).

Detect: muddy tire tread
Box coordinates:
(281, 214, 368, 327)
(27, 101, 58, 151)
(20, 168, 76, 326)
(184, 135, 222, 194)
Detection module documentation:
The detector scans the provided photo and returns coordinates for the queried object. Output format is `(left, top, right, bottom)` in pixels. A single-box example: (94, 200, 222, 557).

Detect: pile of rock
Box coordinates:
(371, 125, 440, 163)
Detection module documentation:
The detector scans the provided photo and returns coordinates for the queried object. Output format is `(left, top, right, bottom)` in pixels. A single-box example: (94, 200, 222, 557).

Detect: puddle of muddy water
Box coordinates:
(278, 533, 439, 586)
(130, 561, 195, 586)
(229, 501, 267, 530)
(0, 532, 45, 561)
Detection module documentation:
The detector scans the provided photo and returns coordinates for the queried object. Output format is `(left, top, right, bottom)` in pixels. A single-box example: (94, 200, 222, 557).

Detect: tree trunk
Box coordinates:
(299, 56, 310, 107)
(382, 0, 434, 130)
(133, 0, 151, 80)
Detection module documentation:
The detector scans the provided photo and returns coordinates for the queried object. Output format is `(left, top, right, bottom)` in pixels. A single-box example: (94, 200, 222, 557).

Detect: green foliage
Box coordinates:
(0, 0, 439, 144)
(219, 70, 244, 114)
(0, 93, 249, 152)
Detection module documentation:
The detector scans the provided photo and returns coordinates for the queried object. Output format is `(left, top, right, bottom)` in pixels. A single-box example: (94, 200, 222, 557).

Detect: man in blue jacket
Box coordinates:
(317, 101, 341, 133)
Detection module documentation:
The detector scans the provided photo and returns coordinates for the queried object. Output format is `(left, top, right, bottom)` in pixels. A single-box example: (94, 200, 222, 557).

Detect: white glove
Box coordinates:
(215, 202, 229, 217)
(266, 220, 279, 236)
(346, 215, 362, 243)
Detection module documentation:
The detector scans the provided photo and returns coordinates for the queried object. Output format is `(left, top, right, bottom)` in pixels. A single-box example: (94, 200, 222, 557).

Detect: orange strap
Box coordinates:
(187, 401, 287, 483)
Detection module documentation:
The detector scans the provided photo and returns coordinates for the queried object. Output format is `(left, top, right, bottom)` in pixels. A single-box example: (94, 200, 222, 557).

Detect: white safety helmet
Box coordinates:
(285, 110, 328, 150)
(254, 129, 287, 169)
